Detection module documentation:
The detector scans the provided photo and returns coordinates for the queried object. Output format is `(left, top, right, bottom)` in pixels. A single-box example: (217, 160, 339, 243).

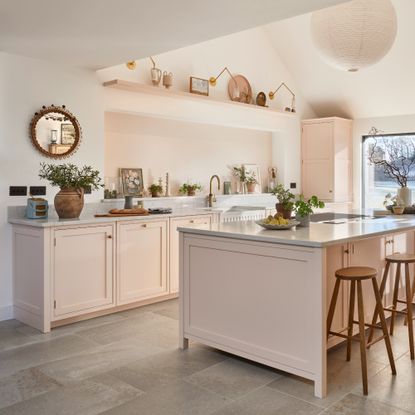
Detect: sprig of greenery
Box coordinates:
(39, 163, 103, 190)
(232, 166, 247, 182)
(179, 183, 202, 194)
(294, 195, 325, 217)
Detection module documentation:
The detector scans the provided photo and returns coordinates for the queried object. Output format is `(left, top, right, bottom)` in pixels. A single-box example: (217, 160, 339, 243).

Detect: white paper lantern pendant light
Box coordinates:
(311, 0, 397, 72)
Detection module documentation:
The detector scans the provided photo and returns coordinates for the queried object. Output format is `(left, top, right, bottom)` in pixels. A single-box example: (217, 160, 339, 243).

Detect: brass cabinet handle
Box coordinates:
(190, 220, 195, 223)
(107, 235, 112, 239)
(344, 249, 350, 254)
(142, 223, 147, 228)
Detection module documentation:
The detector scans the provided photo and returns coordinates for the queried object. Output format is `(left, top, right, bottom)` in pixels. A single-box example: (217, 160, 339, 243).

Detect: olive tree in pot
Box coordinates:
(271, 184, 295, 219)
(39, 163, 103, 219)
(294, 195, 325, 227)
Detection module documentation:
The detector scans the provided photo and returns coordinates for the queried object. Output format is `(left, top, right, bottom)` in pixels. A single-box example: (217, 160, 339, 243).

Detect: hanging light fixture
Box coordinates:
(310, 0, 397, 72)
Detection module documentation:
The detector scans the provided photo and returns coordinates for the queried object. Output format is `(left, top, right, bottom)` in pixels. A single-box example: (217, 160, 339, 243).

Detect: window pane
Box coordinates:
(362, 133, 415, 208)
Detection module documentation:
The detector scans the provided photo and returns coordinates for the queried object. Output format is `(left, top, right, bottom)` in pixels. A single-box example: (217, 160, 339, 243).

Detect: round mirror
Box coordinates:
(30, 105, 81, 159)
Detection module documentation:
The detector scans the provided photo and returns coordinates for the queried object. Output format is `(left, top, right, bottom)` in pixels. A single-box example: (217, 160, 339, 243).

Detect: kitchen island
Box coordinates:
(178, 216, 415, 398)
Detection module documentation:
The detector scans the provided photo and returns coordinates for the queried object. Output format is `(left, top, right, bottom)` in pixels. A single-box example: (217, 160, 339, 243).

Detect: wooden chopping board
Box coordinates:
(95, 213, 150, 218)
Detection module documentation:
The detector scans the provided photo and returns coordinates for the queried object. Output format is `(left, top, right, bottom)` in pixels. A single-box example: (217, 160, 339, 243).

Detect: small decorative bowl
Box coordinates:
(392, 206, 405, 215)
(255, 219, 300, 230)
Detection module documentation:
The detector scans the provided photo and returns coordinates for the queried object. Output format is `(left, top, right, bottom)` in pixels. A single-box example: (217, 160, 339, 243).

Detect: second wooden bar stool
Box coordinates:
(368, 253, 415, 360)
(327, 266, 396, 395)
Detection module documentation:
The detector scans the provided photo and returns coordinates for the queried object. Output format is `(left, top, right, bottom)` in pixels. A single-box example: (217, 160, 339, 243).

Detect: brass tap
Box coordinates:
(208, 175, 221, 207)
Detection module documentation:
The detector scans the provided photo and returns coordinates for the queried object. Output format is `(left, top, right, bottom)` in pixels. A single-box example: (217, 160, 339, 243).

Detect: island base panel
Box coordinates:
(179, 233, 327, 398)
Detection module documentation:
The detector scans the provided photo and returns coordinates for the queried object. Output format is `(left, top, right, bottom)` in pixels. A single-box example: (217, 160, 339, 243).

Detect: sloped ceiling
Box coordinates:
(0, 0, 347, 69)
(264, 0, 415, 119)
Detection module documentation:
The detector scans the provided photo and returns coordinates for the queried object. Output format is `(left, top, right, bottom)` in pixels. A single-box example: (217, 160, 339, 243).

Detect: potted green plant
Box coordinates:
(294, 195, 325, 227)
(149, 184, 163, 197)
(39, 163, 103, 219)
(179, 183, 202, 196)
(271, 184, 295, 219)
(245, 174, 258, 194)
(232, 166, 247, 194)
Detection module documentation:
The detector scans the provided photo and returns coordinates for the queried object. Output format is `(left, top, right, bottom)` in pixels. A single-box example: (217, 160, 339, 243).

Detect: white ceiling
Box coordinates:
(0, 0, 347, 69)
(265, 0, 415, 119)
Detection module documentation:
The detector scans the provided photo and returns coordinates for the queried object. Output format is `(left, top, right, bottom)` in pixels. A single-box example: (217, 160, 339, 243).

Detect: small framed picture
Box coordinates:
(189, 77, 209, 96)
(61, 123, 76, 145)
(119, 168, 144, 196)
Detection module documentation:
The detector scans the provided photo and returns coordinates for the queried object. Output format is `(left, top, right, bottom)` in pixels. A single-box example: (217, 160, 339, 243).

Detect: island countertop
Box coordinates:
(178, 215, 415, 248)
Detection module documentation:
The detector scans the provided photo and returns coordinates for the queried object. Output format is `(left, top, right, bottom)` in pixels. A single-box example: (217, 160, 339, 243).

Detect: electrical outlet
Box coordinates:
(9, 186, 27, 196)
(29, 186, 46, 196)
(290, 182, 297, 189)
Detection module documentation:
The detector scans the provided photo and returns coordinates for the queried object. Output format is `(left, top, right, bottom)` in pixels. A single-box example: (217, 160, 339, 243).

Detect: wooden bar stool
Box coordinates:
(327, 266, 396, 395)
(368, 253, 415, 360)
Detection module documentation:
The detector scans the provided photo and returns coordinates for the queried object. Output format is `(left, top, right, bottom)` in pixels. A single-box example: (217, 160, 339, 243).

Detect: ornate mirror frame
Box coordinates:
(30, 105, 82, 159)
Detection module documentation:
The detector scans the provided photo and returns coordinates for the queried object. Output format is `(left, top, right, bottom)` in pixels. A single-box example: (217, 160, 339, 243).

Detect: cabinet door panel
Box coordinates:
(118, 220, 168, 304)
(326, 243, 348, 348)
(349, 237, 385, 322)
(302, 122, 334, 201)
(169, 215, 212, 293)
(54, 225, 114, 317)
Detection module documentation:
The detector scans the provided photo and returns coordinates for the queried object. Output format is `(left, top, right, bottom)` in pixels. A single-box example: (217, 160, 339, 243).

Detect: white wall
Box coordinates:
(0, 27, 316, 321)
(0, 52, 104, 319)
(105, 112, 272, 194)
(353, 113, 415, 208)
(98, 27, 316, 188)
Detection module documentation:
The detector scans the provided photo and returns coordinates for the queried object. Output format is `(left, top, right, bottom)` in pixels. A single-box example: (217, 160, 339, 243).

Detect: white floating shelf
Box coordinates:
(103, 79, 297, 132)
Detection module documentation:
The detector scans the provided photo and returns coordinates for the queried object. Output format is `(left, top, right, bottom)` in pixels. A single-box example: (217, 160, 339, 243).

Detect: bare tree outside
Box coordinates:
(363, 129, 415, 208)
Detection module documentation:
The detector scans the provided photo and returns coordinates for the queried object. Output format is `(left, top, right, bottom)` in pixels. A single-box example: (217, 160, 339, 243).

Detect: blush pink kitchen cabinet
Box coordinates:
(169, 215, 213, 294)
(301, 117, 353, 202)
(117, 219, 168, 305)
(53, 225, 115, 318)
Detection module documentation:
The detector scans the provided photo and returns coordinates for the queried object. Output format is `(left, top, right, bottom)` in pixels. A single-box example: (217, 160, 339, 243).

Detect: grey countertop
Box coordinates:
(8, 208, 217, 228)
(178, 215, 415, 248)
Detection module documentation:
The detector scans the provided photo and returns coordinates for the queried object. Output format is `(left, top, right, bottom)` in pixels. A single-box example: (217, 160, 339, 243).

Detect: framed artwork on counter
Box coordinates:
(119, 168, 143, 196)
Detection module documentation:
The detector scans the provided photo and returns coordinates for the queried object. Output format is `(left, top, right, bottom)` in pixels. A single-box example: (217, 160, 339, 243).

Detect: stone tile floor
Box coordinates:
(0, 299, 414, 414)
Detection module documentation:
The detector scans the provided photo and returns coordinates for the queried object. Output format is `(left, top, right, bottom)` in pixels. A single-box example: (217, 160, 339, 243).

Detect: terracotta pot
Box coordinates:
(187, 189, 196, 196)
(247, 183, 256, 193)
(151, 192, 161, 198)
(275, 203, 292, 219)
(54, 187, 84, 219)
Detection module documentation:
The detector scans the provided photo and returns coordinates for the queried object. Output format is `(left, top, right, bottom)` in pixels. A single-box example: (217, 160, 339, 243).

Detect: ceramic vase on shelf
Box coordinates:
(397, 186, 411, 207)
(54, 188, 84, 219)
(239, 181, 247, 194)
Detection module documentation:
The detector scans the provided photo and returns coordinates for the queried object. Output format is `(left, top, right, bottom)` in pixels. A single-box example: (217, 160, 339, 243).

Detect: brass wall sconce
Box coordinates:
(126, 61, 137, 70)
(209, 67, 240, 100)
(269, 82, 296, 113)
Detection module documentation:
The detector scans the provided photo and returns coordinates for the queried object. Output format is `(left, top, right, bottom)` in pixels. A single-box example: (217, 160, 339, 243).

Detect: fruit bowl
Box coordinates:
(255, 219, 300, 230)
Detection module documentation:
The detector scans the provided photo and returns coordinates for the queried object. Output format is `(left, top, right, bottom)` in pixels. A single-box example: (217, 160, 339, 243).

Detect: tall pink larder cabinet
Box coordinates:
(301, 117, 353, 202)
